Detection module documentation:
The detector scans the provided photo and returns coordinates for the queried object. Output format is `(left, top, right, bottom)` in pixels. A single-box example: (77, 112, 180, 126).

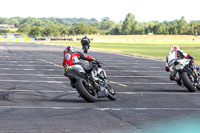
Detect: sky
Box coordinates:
(0, 0, 199, 22)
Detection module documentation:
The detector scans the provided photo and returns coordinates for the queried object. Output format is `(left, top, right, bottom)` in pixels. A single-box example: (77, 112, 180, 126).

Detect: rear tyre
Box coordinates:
(181, 72, 196, 92)
(76, 78, 97, 102)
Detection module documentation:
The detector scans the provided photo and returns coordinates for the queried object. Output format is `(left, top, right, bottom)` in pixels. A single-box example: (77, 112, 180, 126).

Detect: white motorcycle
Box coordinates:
(173, 58, 200, 92)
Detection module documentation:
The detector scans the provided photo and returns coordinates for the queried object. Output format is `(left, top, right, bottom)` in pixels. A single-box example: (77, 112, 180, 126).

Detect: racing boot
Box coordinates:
(91, 70, 99, 82)
(170, 75, 176, 81)
(170, 75, 182, 86)
(91, 71, 100, 89)
(174, 76, 182, 86)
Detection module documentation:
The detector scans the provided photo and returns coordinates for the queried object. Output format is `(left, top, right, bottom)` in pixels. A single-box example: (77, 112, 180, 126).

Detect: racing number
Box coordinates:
(65, 67, 69, 72)
(72, 56, 80, 64)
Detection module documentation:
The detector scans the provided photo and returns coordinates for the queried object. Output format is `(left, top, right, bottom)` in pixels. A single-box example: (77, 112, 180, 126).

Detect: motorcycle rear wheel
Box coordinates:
(76, 78, 97, 102)
(181, 72, 196, 92)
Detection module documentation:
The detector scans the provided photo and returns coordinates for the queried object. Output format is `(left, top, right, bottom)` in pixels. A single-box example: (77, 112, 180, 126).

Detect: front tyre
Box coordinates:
(106, 84, 117, 101)
(181, 72, 196, 92)
(197, 85, 200, 90)
(84, 46, 88, 53)
(76, 78, 97, 102)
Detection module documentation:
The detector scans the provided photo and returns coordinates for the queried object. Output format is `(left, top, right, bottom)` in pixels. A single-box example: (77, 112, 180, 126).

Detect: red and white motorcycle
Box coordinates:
(64, 60, 117, 102)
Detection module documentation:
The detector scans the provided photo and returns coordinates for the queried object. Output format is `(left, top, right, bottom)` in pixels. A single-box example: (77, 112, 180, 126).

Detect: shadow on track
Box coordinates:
(0, 90, 108, 103)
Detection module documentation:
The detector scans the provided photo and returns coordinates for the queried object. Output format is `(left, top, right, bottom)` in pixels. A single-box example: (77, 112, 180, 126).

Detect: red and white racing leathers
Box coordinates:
(63, 51, 94, 67)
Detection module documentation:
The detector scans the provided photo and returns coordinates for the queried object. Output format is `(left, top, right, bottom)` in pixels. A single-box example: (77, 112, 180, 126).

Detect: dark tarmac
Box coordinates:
(0, 43, 200, 133)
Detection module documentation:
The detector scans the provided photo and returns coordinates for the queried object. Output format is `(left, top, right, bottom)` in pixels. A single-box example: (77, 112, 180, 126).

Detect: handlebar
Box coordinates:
(90, 60, 103, 65)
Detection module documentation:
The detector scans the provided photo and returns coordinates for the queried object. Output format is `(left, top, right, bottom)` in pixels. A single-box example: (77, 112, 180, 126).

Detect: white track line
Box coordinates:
(0, 106, 200, 111)
(0, 64, 55, 66)
(0, 90, 74, 93)
(117, 92, 200, 95)
(105, 63, 139, 65)
(0, 61, 38, 63)
(0, 80, 65, 83)
(115, 82, 176, 85)
(104, 66, 163, 69)
(108, 76, 167, 78)
(0, 68, 35, 70)
(97, 59, 150, 61)
(0, 68, 62, 71)
(0, 74, 166, 78)
(0, 74, 62, 76)
(106, 70, 164, 72)
(44, 77, 66, 79)
(41, 76, 168, 79)
(1, 90, 199, 95)
(42, 76, 168, 79)
(150, 67, 162, 68)
(38, 69, 165, 72)
(104, 66, 139, 68)
(0, 79, 174, 85)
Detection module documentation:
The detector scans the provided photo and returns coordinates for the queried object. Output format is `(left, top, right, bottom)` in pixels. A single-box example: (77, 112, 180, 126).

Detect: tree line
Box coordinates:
(0, 13, 200, 37)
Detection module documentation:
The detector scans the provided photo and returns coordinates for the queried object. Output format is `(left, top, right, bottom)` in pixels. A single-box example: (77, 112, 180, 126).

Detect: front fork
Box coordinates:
(191, 68, 199, 83)
(86, 73, 109, 97)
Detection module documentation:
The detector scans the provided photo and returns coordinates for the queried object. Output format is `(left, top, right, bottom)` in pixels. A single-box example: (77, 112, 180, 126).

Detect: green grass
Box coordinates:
(8, 28, 18, 32)
(0, 28, 18, 32)
(43, 41, 200, 64)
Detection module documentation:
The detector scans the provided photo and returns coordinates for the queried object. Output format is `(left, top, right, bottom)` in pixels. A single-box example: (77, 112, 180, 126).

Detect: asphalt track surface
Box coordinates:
(0, 43, 200, 133)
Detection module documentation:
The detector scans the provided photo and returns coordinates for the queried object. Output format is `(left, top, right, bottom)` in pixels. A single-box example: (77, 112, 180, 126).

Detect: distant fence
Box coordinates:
(0, 38, 35, 42)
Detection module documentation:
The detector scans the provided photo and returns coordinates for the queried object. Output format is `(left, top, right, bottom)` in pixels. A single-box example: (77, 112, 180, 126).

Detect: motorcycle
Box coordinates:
(173, 58, 200, 92)
(64, 60, 117, 102)
(82, 41, 90, 53)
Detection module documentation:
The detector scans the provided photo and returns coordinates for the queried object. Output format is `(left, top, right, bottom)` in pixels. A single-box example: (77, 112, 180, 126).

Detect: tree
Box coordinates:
(9, 18, 20, 27)
(100, 17, 115, 30)
(89, 26, 99, 34)
(121, 13, 137, 35)
(42, 26, 52, 37)
(70, 22, 89, 35)
(109, 22, 123, 35)
(154, 23, 169, 34)
(28, 26, 42, 38)
(59, 26, 69, 37)
(18, 23, 31, 33)
(177, 17, 189, 34)
(135, 23, 145, 34)
(42, 24, 64, 37)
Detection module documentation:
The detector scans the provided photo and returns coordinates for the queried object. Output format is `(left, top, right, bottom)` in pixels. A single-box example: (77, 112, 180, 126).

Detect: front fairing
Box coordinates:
(174, 59, 190, 71)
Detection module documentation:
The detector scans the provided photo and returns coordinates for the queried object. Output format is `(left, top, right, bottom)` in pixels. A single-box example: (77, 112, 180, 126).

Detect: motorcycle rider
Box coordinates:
(165, 45, 194, 85)
(62, 46, 98, 87)
(81, 35, 90, 49)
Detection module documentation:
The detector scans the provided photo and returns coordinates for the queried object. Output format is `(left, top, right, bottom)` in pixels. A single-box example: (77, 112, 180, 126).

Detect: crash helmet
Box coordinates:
(64, 46, 74, 53)
(171, 45, 180, 52)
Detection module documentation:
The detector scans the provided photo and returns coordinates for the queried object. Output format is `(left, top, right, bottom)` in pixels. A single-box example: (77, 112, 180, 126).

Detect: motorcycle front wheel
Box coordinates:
(181, 72, 196, 92)
(84, 46, 88, 53)
(106, 84, 117, 101)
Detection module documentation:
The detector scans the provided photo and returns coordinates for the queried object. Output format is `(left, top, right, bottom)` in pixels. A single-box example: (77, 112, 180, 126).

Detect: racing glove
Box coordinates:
(165, 66, 169, 72)
(188, 55, 194, 60)
(95, 59, 101, 64)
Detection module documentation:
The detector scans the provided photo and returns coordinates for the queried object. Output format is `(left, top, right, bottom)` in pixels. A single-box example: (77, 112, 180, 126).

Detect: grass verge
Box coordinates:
(38, 41, 200, 65)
